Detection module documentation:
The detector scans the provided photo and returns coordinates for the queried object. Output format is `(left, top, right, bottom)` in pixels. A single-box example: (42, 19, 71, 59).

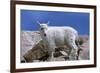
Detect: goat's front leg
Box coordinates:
(47, 48, 55, 61)
(51, 51, 55, 61)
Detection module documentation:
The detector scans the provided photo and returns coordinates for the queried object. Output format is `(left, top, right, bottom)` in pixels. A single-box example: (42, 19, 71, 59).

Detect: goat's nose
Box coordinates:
(44, 33, 46, 36)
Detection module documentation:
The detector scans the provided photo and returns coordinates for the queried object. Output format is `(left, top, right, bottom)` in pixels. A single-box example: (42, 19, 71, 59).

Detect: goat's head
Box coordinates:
(40, 24, 48, 31)
(37, 21, 49, 37)
(37, 21, 49, 31)
(39, 24, 48, 37)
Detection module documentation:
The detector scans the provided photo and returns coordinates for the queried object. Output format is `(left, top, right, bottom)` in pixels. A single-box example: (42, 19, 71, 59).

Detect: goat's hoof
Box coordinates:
(64, 56, 69, 60)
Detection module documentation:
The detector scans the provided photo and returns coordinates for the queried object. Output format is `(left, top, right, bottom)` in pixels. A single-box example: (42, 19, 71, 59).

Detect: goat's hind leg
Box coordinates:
(67, 40, 78, 60)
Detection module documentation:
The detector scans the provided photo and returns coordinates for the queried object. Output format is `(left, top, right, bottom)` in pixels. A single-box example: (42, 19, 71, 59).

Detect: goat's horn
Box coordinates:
(37, 21, 41, 24)
(47, 21, 49, 24)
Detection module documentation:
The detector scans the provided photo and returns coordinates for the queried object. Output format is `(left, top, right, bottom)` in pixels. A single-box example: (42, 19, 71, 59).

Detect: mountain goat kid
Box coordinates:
(39, 23, 80, 61)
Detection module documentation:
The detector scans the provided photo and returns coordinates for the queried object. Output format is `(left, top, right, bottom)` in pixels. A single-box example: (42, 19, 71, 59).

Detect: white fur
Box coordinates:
(39, 23, 79, 61)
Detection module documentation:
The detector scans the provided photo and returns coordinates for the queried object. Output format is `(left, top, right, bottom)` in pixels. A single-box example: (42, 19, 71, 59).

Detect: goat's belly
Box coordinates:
(54, 35, 65, 47)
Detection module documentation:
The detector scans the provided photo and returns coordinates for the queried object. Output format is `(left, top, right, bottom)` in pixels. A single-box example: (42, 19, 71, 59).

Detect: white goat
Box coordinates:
(39, 22, 80, 61)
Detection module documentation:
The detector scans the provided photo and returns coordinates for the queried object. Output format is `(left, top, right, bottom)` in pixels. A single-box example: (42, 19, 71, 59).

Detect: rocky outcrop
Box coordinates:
(21, 31, 89, 62)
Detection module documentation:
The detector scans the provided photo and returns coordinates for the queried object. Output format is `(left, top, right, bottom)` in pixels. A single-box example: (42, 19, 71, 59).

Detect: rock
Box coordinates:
(21, 31, 89, 62)
(23, 40, 49, 62)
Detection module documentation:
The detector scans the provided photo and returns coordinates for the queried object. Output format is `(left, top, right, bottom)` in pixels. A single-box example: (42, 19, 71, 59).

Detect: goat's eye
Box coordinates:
(41, 28, 44, 30)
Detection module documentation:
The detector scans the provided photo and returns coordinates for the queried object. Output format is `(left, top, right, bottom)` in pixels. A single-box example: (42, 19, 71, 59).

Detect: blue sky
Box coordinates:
(21, 10, 89, 35)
